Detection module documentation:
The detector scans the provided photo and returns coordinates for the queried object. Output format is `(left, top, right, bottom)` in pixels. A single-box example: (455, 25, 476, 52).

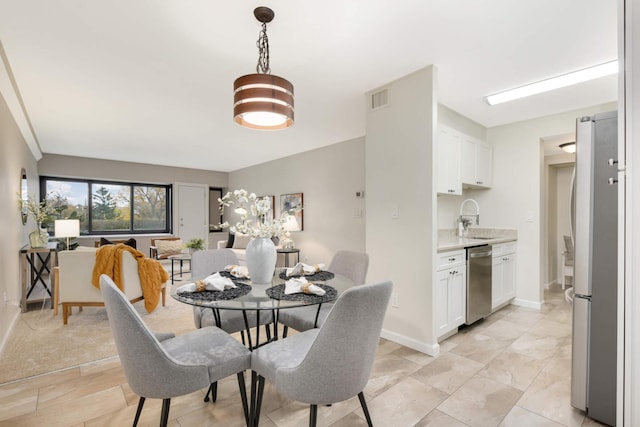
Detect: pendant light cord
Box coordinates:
(256, 22, 271, 74)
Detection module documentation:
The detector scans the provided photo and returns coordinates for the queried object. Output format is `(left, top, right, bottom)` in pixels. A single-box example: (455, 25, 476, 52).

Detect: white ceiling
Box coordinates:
(0, 1, 618, 172)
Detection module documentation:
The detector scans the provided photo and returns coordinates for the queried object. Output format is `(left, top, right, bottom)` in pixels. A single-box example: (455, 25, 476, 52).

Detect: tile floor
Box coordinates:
(0, 284, 606, 427)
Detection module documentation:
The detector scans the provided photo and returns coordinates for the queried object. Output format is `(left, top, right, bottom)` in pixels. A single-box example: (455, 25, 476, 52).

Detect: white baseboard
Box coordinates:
(380, 328, 440, 357)
(512, 298, 543, 311)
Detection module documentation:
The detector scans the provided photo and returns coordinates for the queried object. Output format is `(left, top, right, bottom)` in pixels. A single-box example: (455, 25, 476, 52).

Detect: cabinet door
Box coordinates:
(437, 127, 462, 195)
(476, 141, 492, 187)
(460, 135, 476, 185)
(450, 268, 466, 327)
(492, 256, 504, 310)
(502, 253, 517, 300)
(436, 269, 452, 336)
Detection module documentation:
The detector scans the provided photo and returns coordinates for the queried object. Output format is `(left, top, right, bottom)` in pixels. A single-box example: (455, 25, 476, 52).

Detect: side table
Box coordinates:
(277, 248, 300, 268)
(168, 253, 191, 284)
(20, 242, 58, 312)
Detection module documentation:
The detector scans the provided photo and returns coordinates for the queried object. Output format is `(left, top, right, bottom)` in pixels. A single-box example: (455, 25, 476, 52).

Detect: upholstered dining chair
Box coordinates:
(250, 280, 393, 427)
(279, 250, 369, 337)
(191, 249, 274, 401)
(100, 275, 251, 427)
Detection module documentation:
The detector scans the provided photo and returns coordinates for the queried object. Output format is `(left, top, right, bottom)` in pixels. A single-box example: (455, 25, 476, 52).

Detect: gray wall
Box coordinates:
(0, 92, 39, 351)
(38, 154, 229, 253)
(227, 137, 366, 266)
(366, 66, 439, 355)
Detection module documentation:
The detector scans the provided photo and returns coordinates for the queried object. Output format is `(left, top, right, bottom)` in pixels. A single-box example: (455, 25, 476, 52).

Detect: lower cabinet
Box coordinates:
(491, 242, 517, 310)
(436, 250, 466, 338)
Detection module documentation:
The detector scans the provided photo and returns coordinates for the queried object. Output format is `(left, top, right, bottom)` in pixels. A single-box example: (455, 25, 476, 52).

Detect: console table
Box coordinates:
(20, 242, 58, 312)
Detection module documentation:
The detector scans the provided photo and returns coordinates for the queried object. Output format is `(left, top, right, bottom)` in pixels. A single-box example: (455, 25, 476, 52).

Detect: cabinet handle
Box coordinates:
(608, 177, 618, 185)
(449, 258, 455, 261)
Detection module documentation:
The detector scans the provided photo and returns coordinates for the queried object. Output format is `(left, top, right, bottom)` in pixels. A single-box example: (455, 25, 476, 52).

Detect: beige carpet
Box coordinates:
(0, 280, 195, 385)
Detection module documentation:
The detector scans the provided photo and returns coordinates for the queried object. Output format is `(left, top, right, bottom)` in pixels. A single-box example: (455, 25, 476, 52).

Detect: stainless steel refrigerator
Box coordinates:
(570, 111, 618, 426)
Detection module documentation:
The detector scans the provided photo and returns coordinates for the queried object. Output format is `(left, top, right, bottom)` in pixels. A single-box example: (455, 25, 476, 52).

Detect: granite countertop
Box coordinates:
(438, 228, 517, 252)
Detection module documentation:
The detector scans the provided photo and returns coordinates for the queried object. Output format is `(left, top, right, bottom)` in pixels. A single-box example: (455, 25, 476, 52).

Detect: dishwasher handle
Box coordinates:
(469, 249, 492, 258)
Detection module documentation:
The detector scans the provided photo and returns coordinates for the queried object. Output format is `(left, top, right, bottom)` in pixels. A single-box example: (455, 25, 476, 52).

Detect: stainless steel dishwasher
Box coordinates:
(466, 245, 492, 325)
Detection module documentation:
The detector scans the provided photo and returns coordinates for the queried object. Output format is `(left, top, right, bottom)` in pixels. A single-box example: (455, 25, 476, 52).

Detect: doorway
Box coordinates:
(175, 183, 209, 248)
(541, 133, 576, 290)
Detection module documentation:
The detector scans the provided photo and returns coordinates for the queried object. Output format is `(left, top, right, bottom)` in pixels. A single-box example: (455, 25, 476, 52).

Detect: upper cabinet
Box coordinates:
(461, 135, 492, 188)
(437, 126, 462, 195)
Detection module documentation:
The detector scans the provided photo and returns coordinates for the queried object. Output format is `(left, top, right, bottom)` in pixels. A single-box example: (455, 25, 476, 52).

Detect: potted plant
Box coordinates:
(185, 238, 206, 253)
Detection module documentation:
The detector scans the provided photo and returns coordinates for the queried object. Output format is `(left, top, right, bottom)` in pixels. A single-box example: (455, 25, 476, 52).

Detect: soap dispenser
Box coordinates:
(458, 221, 464, 237)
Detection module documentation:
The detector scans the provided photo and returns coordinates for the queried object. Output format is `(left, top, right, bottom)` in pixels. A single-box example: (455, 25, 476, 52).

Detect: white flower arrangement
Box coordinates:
(19, 195, 56, 224)
(218, 189, 293, 238)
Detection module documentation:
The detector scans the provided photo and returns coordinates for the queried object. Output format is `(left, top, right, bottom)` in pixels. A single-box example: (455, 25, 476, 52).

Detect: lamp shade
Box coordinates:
(282, 215, 300, 232)
(55, 219, 80, 238)
(233, 74, 294, 130)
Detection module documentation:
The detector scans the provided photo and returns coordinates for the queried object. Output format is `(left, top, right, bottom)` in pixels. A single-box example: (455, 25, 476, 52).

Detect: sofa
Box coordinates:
(217, 235, 286, 266)
(53, 247, 167, 324)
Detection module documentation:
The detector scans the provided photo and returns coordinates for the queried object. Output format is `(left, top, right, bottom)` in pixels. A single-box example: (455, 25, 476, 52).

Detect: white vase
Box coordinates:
(29, 223, 49, 248)
(246, 237, 277, 284)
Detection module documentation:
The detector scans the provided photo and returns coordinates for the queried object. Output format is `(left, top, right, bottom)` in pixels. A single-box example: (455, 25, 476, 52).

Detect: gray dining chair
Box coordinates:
(250, 280, 392, 427)
(100, 275, 251, 427)
(279, 250, 369, 336)
(191, 249, 274, 400)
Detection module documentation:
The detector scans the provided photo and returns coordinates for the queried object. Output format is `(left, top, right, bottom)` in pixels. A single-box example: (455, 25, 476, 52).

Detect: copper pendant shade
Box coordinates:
(233, 7, 294, 130)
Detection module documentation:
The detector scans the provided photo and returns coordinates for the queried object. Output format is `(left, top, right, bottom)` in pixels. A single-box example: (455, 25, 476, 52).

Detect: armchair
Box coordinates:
(54, 247, 167, 324)
(149, 237, 183, 260)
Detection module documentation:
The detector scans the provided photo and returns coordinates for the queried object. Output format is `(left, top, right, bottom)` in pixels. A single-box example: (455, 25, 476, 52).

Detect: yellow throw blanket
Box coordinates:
(91, 244, 169, 313)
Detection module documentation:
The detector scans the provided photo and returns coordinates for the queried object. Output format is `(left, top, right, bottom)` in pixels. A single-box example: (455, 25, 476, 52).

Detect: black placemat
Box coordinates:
(177, 282, 252, 301)
(278, 270, 335, 281)
(266, 283, 337, 302)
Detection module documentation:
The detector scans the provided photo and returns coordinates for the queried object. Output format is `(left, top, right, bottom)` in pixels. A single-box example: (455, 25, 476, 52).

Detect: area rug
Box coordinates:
(0, 280, 195, 385)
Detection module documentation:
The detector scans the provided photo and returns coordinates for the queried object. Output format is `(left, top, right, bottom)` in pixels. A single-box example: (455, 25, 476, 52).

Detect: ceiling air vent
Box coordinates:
(370, 88, 389, 110)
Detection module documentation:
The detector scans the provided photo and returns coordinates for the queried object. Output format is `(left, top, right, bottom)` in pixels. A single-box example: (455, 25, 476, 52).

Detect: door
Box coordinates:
(436, 269, 451, 336)
(176, 183, 208, 248)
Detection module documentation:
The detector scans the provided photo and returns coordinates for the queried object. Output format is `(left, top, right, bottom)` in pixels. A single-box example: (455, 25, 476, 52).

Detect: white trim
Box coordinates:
(0, 42, 41, 161)
(380, 329, 440, 357)
(511, 298, 542, 311)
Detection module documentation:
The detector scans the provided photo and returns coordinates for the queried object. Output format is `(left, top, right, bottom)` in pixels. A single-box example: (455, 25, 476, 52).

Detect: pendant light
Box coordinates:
(233, 7, 294, 130)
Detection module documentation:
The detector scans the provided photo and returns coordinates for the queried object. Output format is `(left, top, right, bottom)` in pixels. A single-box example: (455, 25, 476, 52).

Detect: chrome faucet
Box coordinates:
(459, 199, 480, 227)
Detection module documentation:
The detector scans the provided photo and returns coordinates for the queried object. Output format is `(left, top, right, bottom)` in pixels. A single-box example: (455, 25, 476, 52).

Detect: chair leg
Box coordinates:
(160, 398, 171, 427)
(250, 372, 266, 427)
(204, 382, 218, 403)
(309, 404, 318, 427)
(133, 396, 145, 427)
(282, 325, 289, 338)
(237, 372, 250, 427)
(358, 392, 373, 427)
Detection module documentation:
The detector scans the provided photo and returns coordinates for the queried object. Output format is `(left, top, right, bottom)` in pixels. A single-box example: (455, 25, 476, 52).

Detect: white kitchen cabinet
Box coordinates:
(437, 126, 462, 195)
(436, 249, 466, 338)
(461, 135, 492, 188)
(491, 242, 517, 310)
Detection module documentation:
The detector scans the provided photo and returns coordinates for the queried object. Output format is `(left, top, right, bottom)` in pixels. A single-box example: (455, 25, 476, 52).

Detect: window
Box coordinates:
(40, 177, 171, 235)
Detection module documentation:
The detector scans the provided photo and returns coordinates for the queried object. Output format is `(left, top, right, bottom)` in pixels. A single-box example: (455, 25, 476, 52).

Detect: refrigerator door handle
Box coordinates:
(571, 295, 590, 411)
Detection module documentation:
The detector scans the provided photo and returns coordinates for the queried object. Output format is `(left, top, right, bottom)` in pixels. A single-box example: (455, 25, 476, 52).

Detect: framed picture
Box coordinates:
(258, 195, 275, 222)
(280, 193, 303, 231)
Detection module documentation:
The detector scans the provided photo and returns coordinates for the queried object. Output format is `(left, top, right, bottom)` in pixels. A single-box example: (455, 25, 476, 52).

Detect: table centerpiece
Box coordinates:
(218, 189, 294, 284)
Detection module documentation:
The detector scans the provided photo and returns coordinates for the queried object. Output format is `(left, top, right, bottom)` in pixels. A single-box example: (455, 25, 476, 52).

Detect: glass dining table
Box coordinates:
(170, 268, 354, 350)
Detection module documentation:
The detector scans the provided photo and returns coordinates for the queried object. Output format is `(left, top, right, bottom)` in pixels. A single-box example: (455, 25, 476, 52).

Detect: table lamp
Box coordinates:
(55, 219, 80, 250)
(281, 215, 300, 249)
